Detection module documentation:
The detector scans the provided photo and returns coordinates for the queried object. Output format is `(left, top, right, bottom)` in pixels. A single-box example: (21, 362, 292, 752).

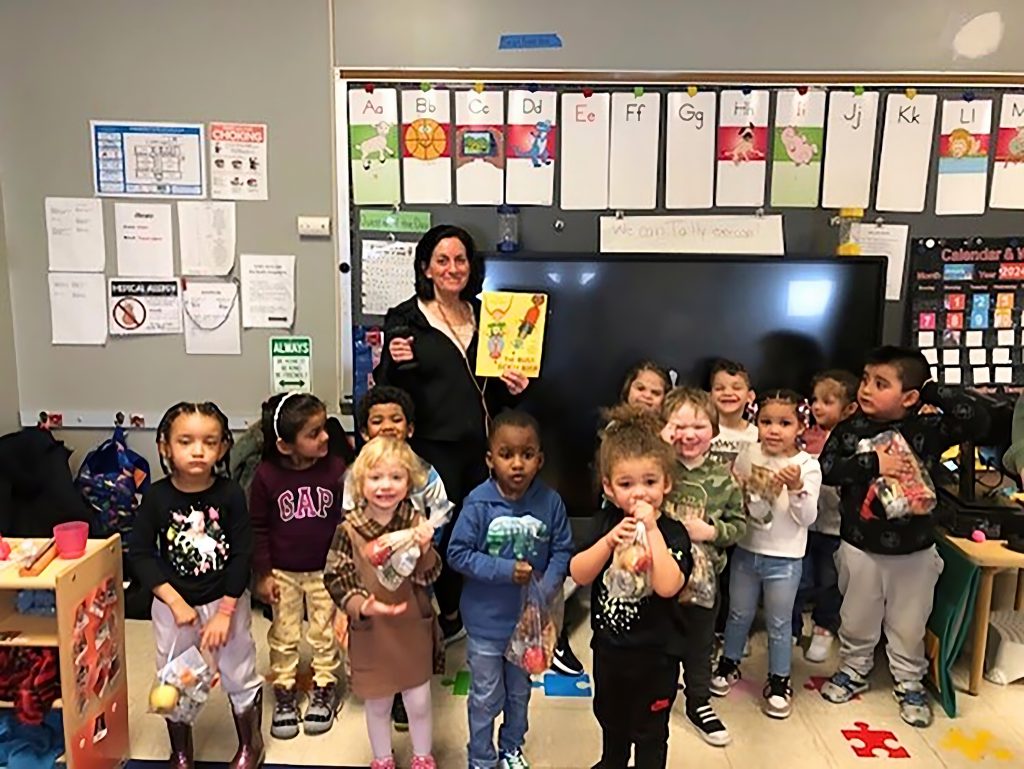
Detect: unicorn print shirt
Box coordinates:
(129, 476, 252, 606)
(249, 454, 346, 575)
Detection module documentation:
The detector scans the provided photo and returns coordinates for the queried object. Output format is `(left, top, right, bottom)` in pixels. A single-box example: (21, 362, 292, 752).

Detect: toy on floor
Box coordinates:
(148, 645, 217, 724)
(858, 431, 936, 520)
(940, 728, 1013, 762)
(603, 522, 652, 601)
(841, 722, 910, 758)
(531, 672, 592, 698)
(506, 576, 562, 674)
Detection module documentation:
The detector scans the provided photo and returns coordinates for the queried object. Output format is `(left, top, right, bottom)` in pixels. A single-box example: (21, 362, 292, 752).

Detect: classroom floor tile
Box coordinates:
(125, 606, 1024, 768)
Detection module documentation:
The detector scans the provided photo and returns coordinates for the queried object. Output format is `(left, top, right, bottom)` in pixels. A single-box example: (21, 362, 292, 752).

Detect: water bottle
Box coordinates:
(497, 205, 520, 252)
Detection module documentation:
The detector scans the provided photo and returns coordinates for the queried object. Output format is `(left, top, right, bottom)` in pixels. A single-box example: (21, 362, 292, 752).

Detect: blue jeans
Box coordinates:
(723, 547, 803, 677)
(466, 635, 532, 768)
(792, 532, 841, 636)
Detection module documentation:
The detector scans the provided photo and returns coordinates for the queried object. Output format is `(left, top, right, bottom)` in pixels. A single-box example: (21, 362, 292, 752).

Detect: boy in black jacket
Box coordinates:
(818, 346, 988, 728)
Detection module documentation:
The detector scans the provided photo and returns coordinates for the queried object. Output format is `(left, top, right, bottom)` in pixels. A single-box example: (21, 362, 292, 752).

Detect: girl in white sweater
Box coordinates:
(710, 390, 821, 720)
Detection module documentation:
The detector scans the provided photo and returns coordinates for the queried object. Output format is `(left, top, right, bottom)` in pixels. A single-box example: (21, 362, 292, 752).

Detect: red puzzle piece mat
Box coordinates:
(842, 722, 911, 759)
(804, 675, 862, 700)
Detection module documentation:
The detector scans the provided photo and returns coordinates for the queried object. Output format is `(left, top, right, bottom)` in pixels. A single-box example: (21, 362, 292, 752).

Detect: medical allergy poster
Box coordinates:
(506, 90, 557, 206)
(209, 122, 268, 201)
(107, 278, 183, 336)
(454, 89, 505, 205)
(91, 121, 205, 198)
(665, 91, 717, 209)
(770, 90, 826, 208)
(716, 90, 769, 207)
(821, 91, 880, 209)
(475, 291, 548, 378)
(875, 94, 938, 212)
(401, 89, 452, 204)
(935, 99, 992, 216)
(990, 95, 1024, 210)
(349, 88, 400, 204)
(609, 92, 661, 210)
(560, 92, 611, 210)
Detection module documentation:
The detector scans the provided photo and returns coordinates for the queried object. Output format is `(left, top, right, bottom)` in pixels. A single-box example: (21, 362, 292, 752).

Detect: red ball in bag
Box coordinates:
(522, 646, 547, 675)
(365, 540, 393, 567)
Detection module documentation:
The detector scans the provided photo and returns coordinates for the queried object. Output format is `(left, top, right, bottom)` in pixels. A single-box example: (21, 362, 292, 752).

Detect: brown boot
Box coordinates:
(228, 688, 265, 769)
(165, 720, 194, 769)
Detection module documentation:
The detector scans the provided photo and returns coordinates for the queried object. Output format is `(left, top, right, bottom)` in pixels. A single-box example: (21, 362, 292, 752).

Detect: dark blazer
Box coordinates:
(374, 297, 514, 443)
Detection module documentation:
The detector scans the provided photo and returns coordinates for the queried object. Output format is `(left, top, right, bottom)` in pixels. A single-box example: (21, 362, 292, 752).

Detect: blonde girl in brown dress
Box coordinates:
(323, 437, 442, 769)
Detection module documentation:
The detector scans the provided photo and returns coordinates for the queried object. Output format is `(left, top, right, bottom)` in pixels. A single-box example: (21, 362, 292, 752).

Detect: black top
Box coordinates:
(820, 383, 989, 555)
(585, 505, 693, 651)
(128, 477, 252, 607)
(374, 296, 514, 443)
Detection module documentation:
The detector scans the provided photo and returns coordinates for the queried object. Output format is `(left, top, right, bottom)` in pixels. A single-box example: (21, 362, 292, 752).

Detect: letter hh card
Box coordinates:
(716, 90, 769, 207)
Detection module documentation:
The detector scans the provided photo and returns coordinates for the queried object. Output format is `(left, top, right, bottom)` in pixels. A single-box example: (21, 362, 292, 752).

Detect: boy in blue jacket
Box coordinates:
(448, 410, 574, 769)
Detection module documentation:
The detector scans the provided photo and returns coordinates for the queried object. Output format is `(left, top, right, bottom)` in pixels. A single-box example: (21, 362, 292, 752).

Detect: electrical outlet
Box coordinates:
(297, 215, 332, 237)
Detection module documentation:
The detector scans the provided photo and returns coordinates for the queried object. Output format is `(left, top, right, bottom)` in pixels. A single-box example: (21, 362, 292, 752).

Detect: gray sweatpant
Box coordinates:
(835, 541, 944, 684)
(152, 593, 263, 713)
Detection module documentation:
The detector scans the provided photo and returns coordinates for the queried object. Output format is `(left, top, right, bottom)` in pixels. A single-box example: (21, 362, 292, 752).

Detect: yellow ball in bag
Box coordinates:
(149, 683, 179, 713)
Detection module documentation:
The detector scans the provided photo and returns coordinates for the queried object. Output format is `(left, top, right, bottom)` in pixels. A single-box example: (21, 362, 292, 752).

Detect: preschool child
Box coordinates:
(819, 346, 989, 728)
(448, 410, 574, 769)
(660, 388, 745, 747)
(249, 393, 345, 739)
(712, 390, 821, 720)
(708, 360, 758, 466)
(323, 437, 441, 769)
(343, 385, 451, 733)
(128, 402, 264, 769)
(571, 406, 692, 769)
(620, 360, 672, 414)
(792, 371, 858, 662)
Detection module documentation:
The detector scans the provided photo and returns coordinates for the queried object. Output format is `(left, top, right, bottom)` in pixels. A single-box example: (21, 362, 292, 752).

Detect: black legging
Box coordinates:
(411, 435, 488, 618)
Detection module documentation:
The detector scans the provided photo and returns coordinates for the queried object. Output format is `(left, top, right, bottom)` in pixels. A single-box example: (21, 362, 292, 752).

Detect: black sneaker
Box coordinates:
(762, 674, 793, 719)
(392, 693, 409, 732)
(709, 657, 741, 697)
(303, 683, 340, 735)
(550, 638, 584, 676)
(271, 686, 300, 740)
(686, 702, 731, 747)
(439, 613, 467, 646)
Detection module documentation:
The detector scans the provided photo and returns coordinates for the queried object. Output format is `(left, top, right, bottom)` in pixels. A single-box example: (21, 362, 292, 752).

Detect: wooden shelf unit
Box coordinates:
(0, 537, 128, 769)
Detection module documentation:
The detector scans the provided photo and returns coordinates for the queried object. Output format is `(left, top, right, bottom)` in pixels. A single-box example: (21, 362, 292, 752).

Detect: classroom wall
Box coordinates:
(333, 0, 1023, 72)
(0, 185, 19, 434)
(0, 0, 337, 470)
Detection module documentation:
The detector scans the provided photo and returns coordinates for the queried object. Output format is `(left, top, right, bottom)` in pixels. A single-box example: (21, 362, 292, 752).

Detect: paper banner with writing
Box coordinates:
(821, 91, 880, 209)
(349, 88, 400, 204)
(475, 291, 548, 378)
(560, 92, 610, 210)
(875, 94, 938, 212)
(506, 90, 558, 205)
(665, 91, 716, 209)
(935, 99, 992, 216)
(454, 89, 505, 205)
(401, 89, 451, 204)
(990, 95, 1024, 210)
(716, 90, 769, 207)
(609, 92, 661, 209)
(770, 90, 826, 208)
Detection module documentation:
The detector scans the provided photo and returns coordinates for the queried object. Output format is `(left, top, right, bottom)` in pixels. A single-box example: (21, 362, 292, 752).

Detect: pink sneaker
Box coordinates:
(410, 755, 437, 769)
(370, 758, 396, 769)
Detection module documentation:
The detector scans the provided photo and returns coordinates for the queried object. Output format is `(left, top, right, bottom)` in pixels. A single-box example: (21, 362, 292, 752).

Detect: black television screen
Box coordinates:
(483, 253, 886, 516)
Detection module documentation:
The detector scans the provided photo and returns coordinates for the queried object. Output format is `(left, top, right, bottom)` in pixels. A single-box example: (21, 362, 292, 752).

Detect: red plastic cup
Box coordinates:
(53, 522, 89, 559)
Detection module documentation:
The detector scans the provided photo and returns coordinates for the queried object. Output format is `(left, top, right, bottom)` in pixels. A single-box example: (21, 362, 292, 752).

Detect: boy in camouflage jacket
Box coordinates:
(661, 387, 746, 748)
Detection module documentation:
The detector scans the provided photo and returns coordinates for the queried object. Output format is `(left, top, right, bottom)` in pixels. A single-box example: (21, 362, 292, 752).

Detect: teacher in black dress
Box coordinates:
(373, 224, 528, 643)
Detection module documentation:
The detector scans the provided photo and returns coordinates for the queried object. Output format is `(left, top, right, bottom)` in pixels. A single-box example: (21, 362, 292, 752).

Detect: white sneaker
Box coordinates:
(805, 626, 834, 663)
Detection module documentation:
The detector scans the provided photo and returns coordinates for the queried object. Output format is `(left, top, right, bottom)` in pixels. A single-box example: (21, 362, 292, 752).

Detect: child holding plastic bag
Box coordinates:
(448, 410, 573, 769)
(571, 406, 692, 769)
(322, 437, 442, 769)
(660, 388, 745, 748)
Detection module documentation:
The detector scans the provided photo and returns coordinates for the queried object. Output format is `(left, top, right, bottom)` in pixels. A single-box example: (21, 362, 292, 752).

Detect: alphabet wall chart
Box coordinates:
(560, 92, 611, 210)
(454, 89, 505, 205)
(401, 88, 452, 204)
(349, 88, 401, 205)
(665, 91, 716, 209)
(821, 91, 880, 209)
(345, 84, 1024, 215)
